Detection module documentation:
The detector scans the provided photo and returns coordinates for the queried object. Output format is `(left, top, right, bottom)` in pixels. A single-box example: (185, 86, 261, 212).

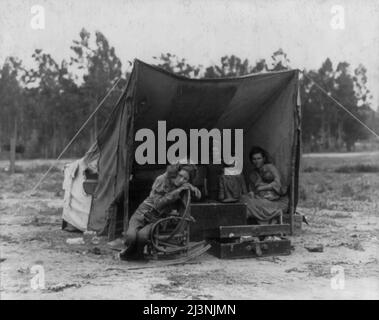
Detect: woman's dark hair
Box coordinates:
(179, 164, 197, 183)
(249, 146, 271, 165)
(166, 163, 197, 183)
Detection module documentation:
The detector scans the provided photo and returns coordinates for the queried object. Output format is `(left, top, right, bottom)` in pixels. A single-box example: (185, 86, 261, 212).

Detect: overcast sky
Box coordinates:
(1, 0, 378, 109)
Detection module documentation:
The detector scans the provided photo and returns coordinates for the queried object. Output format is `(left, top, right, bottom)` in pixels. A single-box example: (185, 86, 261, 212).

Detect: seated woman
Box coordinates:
(218, 156, 247, 203)
(240, 146, 288, 224)
(120, 163, 201, 261)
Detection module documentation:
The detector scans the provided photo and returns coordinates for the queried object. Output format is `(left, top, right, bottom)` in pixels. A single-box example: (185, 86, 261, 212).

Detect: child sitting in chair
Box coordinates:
(120, 163, 201, 261)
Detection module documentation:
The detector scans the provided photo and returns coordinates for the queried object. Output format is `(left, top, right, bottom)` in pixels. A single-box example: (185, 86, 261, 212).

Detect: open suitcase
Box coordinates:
(189, 202, 292, 259)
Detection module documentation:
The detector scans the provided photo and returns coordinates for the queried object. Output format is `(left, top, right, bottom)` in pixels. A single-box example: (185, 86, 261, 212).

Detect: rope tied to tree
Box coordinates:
(29, 78, 122, 195)
(302, 71, 379, 140)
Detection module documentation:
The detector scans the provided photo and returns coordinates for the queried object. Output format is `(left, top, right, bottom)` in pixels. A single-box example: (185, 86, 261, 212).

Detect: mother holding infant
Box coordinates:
(240, 146, 289, 224)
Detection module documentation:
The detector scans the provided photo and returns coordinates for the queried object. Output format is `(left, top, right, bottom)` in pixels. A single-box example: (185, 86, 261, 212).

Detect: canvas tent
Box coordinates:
(62, 59, 301, 235)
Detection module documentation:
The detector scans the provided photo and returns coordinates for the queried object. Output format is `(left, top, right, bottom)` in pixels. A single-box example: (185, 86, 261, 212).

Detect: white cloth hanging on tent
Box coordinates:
(62, 158, 92, 231)
(62, 160, 79, 207)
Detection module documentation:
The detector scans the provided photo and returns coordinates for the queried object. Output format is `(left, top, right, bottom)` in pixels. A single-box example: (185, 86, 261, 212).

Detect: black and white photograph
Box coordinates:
(0, 0, 378, 303)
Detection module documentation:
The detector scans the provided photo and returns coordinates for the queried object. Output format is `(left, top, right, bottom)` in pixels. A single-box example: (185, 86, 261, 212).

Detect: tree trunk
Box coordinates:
(346, 140, 354, 152)
(93, 114, 98, 142)
(51, 125, 55, 158)
(326, 123, 333, 151)
(337, 121, 344, 150)
(52, 135, 57, 158)
(9, 118, 17, 175)
(93, 94, 99, 143)
(320, 104, 328, 151)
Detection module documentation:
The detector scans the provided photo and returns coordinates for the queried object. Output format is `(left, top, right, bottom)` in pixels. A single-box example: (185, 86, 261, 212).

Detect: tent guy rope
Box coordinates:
(302, 71, 379, 140)
(29, 78, 122, 195)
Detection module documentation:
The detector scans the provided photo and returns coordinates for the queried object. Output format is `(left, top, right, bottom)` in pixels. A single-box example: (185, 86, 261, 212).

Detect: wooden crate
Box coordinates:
(189, 202, 247, 241)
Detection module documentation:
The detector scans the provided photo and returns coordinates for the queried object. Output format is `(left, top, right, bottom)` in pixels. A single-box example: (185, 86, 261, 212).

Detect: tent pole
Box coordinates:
(290, 140, 296, 235)
(123, 98, 135, 235)
(290, 70, 301, 235)
(123, 61, 139, 235)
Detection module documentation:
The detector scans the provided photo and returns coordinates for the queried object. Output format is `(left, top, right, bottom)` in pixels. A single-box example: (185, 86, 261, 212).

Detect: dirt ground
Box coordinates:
(1, 153, 378, 300)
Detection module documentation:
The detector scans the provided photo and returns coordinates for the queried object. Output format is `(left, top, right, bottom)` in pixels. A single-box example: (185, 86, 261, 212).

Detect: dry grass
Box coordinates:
(0, 170, 64, 196)
(299, 152, 379, 212)
(334, 164, 379, 173)
(301, 152, 379, 172)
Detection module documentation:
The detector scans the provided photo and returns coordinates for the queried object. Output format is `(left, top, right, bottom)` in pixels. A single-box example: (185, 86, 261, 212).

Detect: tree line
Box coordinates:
(1, 28, 378, 166)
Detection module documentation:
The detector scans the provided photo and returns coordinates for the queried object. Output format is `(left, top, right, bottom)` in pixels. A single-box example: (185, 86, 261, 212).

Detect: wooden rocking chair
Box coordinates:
(147, 190, 207, 259)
